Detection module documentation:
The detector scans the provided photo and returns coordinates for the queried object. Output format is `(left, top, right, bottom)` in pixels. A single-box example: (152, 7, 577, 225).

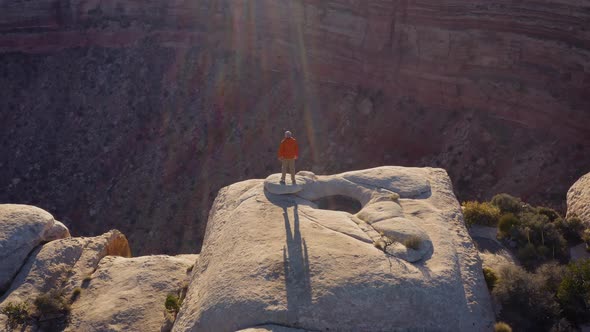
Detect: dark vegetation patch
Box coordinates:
(465, 193, 590, 331)
(464, 193, 586, 269)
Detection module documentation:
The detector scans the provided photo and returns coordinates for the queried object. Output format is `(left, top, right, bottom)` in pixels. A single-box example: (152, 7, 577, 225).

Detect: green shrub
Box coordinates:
(462, 201, 501, 227)
(550, 318, 575, 332)
(483, 267, 498, 290)
(491, 194, 523, 214)
(538, 207, 561, 222)
(498, 213, 518, 236)
(488, 194, 571, 269)
(0, 302, 30, 328)
(165, 294, 181, 313)
(493, 264, 560, 331)
(511, 212, 568, 267)
(373, 239, 387, 252)
(536, 262, 565, 294)
(556, 216, 584, 242)
(34, 290, 71, 316)
(582, 229, 590, 244)
(403, 235, 422, 250)
(537, 245, 551, 258)
(557, 259, 590, 324)
(494, 322, 512, 332)
(70, 287, 82, 302)
(517, 243, 538, 268)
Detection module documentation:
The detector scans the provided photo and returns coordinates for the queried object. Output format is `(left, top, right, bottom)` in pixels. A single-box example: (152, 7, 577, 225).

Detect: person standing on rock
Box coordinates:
(278, 131, 299, 185)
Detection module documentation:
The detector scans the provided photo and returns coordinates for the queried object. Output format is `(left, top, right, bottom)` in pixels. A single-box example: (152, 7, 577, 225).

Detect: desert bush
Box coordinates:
(498, 213, 518, 236)
(70, 287, 82, 302)
(403, 235, 422, 250)
(538, 207, 561, 222)
(493, 264, 560, 331)
(517, 243, 538, 268)
(34, 290, 71, 316)
(0, 302, 30, 328)
(462, 201, 500, 227)
(483, 267, 498, 291)
(494, 322, 512, 332)
(373, 239, 387, 252)
(165, 294, 181, 313)
(536, 263, 566, 294)
(557, 259, 590, 324)
(556, 216, 584, 242)
(491, 194, 523, 214)
(550, 318, 575, 332)
(510, 212, 568, 268)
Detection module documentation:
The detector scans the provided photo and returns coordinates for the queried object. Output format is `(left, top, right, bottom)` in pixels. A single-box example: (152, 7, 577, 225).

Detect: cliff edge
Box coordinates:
(174, 166, 494, 331)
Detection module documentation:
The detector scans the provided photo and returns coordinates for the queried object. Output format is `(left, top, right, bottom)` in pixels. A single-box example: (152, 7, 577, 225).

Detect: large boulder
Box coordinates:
(0, 204, 70, 294)
(174, 167, 494, 331)
(566, 172, 590, 226)
(0, 230, 130, 331)
(67, 254, 197, 332)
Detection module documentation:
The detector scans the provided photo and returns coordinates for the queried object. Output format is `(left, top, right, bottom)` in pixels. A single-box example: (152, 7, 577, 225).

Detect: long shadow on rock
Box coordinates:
(282, 204, 312, 325)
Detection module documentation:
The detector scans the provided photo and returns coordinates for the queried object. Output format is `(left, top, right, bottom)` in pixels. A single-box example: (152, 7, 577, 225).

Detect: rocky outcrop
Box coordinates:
(0, 229, 131, 330)
(0, 204, 69, 294)
(0, 208, 198, 332)
(566, 172, 590, 226)
(1, 0, 589, 255)
(67, 254, 197, 332)
(174, 167, 494, 331)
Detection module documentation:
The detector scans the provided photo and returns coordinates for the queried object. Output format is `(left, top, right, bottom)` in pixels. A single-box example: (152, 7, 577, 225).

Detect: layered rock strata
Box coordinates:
(174, 167, 494, 331)
(1, 0, 589, 255)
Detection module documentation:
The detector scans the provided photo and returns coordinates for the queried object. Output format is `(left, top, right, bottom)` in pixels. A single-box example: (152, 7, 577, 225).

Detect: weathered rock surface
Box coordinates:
(566, 172, 590, 226)
(0, 210, 198, 332)
(174, 167, 494, 331)
(0, 204, 69, 294)
(67, 254, 197, 332)
(469, 225, 517, 270)
(0, 229, 131, 330)
(1, 0, 589, 255)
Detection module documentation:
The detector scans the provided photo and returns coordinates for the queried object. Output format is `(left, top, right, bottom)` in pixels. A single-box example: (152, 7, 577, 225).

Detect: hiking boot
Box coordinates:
(280, 180, 286, 185)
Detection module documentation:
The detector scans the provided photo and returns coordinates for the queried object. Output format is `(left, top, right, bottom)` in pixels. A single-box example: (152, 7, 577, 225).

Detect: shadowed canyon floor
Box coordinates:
(1, 0, 589, 255)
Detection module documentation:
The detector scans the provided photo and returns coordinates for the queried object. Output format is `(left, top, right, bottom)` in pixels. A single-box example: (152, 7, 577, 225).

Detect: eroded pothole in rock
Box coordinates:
(313, 195, 362, 214)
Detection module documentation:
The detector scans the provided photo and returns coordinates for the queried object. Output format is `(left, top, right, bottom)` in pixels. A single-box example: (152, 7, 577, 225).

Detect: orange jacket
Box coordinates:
(278, 137, 299, 159)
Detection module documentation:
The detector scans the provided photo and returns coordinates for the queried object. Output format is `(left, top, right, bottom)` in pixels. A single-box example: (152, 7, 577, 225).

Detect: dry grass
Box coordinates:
(403, 235, 422, 250)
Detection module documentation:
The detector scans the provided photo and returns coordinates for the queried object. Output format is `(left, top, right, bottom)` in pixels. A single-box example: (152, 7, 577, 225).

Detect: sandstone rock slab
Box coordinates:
(567, 172, 590, 226)
(67, 254, 197, 332)
(0, 230, 130, 330)
(264, 173, 317, 195)
(0, 204, 70, 294)
(173, 167, 494, 332)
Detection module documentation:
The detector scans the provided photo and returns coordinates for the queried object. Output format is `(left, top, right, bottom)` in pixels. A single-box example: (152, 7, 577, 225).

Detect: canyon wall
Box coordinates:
(1, 0, 589, 254)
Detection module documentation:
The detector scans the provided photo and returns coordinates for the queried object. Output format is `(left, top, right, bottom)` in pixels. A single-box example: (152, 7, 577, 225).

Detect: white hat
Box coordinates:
(284, 131, 292, 138)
